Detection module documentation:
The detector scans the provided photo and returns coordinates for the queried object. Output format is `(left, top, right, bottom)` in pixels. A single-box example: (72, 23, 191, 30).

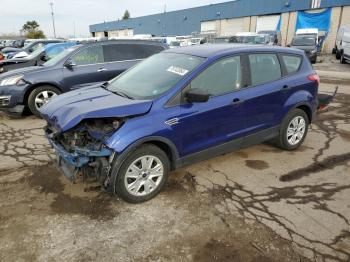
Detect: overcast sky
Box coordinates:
(0, 0, 231, 38)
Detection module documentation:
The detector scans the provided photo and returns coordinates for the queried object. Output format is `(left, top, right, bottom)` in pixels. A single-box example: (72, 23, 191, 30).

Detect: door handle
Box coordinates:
(97, 68, 107, 72)
(281, 85, 291, 91)
(231, 98, 244, 106)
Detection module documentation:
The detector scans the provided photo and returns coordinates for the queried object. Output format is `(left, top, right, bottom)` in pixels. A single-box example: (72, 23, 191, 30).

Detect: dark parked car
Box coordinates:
(12, 39, 25, 48)
(0, 40, 168, 117)
(1, 39, 64, 59)
(40, 45, 319, 203)
(0, 42, 77, 74)
(289, 35, 318, 63)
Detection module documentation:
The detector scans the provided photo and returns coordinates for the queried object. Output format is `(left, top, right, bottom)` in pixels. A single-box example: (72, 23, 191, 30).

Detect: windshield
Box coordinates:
(237, 36, 267, 44)
(27, 46, 45, 59)
(43, 46, 79, 67)
(253, 36, 268, 44)
(107, 52, 204, 100)
(292, 37, 316, 46)
(169, 41, 181, 47)
(213, 38, 229, 43)
(23, 41, 41, 52)
(45, 44, 75, 60)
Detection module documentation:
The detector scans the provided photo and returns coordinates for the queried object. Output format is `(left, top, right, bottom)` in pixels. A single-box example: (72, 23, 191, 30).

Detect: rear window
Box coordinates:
(281, 55, 302, 74)
(103, 44, 165, 62)
(249, 54, 282, 86)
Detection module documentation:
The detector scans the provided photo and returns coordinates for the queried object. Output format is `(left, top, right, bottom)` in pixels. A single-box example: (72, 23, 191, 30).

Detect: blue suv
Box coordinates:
(41, 45, 319, 203)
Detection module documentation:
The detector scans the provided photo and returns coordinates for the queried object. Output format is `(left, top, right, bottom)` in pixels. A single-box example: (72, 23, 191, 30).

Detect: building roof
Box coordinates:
(163, 44, 304, 58)
(90, 0, 350, 36)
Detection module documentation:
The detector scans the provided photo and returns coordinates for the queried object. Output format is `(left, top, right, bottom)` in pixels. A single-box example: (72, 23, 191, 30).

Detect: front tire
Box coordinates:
(114, 144, 170, 203)
(28, 85, 60, 117)
(340, 54, 347, 64)
(336, 50, 341, 60)
(275, 109, 309, 151)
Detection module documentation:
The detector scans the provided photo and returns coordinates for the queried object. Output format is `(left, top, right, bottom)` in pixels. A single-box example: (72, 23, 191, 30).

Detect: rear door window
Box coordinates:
(103, 44, 164, 62)
(248, 53, 282, 86)
(281, 55, 302, 74)
(71, 46, 104, 66)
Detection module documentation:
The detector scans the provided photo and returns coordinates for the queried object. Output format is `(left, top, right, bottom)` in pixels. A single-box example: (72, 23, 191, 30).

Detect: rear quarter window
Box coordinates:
(281, 55, 302, 74)
(103, 44, 165, 62)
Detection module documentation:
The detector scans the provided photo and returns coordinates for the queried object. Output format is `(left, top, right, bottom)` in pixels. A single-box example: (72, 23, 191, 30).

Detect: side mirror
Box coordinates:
(41, 54, 48, 62)
(64, 59, 76, 68)
(185, 88, 209, 103)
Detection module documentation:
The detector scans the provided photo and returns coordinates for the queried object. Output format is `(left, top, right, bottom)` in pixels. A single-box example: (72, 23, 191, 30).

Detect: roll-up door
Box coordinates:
(201, 20, 217, 33)
(220, 18, 244, 36)
(256, 15, 281, 32)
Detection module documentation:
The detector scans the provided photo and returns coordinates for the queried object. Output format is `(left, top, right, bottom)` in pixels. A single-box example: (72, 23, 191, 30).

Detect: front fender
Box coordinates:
(106, 124, 179, 160)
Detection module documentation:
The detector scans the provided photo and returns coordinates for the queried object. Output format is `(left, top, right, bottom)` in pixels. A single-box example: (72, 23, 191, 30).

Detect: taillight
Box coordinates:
(308, 74, 320, 86)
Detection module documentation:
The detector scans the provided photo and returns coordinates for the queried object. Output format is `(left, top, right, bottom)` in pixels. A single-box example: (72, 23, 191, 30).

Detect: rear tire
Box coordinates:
(275, 109, 309, 151)
(113, 144, 170, 203)
(28, 85, 60, 117)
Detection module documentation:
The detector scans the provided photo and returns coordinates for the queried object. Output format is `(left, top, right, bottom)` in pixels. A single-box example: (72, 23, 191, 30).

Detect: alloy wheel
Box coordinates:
(124, 155, 164, 197)
(286, 116, 306, 146)
(34, 90, 57, 109)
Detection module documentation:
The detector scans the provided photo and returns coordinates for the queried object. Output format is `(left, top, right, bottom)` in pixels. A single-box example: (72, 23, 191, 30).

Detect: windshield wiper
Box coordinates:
(101, 82, 109, 89)
(101, 82, 134, 100)
(113, 90, 134, 100)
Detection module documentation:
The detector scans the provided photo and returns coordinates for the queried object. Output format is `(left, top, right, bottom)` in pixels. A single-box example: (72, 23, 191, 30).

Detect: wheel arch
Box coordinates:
(23, 83, 63, 107)
(108, 136, 180, 192)
(116, 136, 179, 171)
(296, 104, 312, 123)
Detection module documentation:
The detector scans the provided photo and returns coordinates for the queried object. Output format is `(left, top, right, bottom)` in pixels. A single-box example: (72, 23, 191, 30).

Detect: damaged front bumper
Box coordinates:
(47, 136, 113, 181)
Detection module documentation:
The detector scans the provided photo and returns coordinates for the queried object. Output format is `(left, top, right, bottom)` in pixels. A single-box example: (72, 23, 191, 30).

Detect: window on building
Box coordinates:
(190, 56, 241, 96)
(249, 54, 282, 86)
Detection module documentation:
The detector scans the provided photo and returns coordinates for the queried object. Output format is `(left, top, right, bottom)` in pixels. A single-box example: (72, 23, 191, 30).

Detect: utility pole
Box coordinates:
(50, 2, 57, 38)
(73, 21, 76, 38)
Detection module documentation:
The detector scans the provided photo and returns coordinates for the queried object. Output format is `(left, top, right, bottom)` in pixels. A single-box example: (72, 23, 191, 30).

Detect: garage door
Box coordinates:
(220, 18, 244, 36)
(256, 15, 280, 32)
(201, 21, 217, 34)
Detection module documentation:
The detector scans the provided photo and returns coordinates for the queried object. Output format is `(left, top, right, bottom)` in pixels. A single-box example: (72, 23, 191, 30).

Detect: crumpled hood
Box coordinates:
(40, 85, 153, 133)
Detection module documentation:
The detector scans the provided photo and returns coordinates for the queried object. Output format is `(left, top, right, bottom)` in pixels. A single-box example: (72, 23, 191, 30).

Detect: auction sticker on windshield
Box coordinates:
(167, 66, 189, 76)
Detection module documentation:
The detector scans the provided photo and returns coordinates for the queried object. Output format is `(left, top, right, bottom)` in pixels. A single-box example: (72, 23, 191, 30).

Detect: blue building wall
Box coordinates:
(90, 0, 350, 36)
